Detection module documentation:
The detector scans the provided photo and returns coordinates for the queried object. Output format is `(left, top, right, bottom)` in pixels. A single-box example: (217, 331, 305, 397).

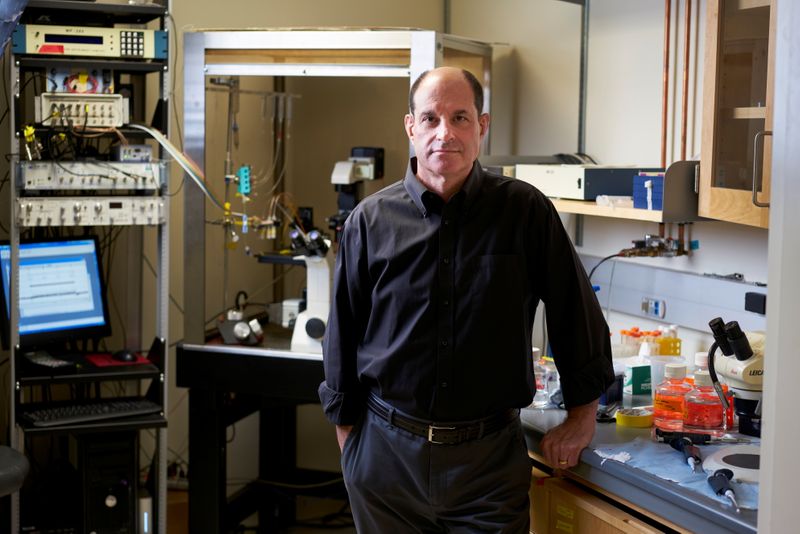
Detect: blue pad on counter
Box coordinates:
(593, 437, 759, 510)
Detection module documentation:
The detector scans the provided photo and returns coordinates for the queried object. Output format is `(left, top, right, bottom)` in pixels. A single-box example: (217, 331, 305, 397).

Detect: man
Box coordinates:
(319, 67, 614, 532)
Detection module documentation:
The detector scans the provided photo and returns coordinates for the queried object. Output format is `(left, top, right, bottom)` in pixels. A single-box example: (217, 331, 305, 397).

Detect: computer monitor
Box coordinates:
(0, 236, 111, 350)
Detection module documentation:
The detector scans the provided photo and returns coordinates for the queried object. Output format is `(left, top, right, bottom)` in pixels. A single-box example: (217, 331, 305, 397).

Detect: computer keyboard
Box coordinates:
(21, 398, 163, 427)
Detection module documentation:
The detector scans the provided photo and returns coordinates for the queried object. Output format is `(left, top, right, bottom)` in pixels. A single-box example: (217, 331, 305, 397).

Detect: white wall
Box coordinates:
(450, 0, 582, 155)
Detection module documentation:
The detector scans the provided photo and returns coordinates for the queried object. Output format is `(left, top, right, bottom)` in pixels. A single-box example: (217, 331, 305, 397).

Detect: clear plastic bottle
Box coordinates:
(653, 363, 692, 431)
(686, 351, 709, 386)
(694, 351, 709, 371)
(694, 351, 736, 430)
(531, 356, 559, 408)
(684, 369, 725, 435)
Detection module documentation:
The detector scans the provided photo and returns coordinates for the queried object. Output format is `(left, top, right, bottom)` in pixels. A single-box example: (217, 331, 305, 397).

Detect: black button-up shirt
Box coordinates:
(319, 158, 613, 425)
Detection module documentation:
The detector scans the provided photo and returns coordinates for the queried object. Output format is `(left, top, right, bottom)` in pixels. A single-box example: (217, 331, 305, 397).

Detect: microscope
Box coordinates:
(288, 228, 333, 354)
(328, 147, 384, 241)
(707, 318, 764, 437)
(287, 147, 383, 352)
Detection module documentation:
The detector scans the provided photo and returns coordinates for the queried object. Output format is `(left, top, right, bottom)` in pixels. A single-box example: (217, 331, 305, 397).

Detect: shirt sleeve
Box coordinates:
(318, 213, 372, 425)
(534, 196, 615, 409)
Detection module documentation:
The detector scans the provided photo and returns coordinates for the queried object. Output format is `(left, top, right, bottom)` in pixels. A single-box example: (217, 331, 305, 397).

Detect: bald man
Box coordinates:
(319, 67, 614, 532)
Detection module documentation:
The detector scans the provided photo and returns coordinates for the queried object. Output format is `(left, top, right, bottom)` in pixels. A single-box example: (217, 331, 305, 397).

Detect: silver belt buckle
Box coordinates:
(427, 424, 456, 444)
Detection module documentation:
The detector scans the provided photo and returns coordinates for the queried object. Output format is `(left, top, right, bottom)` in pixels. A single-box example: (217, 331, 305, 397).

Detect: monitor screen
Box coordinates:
(0, 236, 111, 349)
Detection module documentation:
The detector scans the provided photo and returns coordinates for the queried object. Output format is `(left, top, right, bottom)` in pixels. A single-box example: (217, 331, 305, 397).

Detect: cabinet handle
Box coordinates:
(752, 130, 773, 208)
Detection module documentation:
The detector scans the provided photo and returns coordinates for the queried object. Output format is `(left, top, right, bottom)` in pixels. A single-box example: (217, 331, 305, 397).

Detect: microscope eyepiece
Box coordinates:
(709, 317, 734, 356)
(725, 321, 754, 361)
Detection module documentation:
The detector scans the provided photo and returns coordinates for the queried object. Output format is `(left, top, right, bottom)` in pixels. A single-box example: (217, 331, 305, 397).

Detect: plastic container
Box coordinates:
(638, 331, 661, 356)
(694, 351, 709, 370)
(686, 351, 708, 385)
(694, 351, 735, 429)
(656, 325, 682, 356)
(531, 352, 559, 408)
(684, 370, 725, 435)
(647, 355, 682, 399)
(653, 363, 692, 431)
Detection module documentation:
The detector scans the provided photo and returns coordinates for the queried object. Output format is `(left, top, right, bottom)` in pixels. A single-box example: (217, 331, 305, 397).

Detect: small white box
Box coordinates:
(282, 298, 303, 328)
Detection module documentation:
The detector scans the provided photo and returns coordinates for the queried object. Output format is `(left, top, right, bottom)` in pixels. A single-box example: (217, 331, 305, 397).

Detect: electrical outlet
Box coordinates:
(641, 297, 666, 318)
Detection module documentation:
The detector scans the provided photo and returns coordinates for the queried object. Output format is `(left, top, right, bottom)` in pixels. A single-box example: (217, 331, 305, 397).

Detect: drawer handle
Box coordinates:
(752, 130, 772, 208)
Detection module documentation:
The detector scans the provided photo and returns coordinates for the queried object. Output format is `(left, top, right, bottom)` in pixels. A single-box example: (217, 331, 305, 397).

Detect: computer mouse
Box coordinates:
(112, 349, 137, 363)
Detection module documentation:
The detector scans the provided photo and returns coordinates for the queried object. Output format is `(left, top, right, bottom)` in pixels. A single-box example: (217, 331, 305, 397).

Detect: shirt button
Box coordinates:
(442, 257, 450, 264)
(443, 219, 450, 226)
(440, 382, 448, 388)
(441, 340, 448, 347)
(443, 299, 450, 306)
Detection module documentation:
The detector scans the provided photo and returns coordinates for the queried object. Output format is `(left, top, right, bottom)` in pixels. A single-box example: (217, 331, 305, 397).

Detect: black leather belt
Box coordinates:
(366, 393, 519, 445)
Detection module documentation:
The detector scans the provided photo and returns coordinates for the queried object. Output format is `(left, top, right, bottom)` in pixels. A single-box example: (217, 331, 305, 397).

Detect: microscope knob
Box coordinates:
(305, 318, 326, 339)
(233, 321, 252, 341)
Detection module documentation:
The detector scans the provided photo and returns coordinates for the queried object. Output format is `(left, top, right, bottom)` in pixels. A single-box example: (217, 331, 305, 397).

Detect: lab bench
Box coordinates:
(521, 408, 757, 534)
(175, 332, 341, 534)
(176, 329, 757, 533)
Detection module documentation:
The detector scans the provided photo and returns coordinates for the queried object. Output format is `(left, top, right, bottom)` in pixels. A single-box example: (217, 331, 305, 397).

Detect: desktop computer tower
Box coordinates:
(78, 431, 138, 534)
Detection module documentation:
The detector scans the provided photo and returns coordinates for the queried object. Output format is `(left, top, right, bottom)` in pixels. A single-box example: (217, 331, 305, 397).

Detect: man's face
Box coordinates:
(404, 71, 489, 183)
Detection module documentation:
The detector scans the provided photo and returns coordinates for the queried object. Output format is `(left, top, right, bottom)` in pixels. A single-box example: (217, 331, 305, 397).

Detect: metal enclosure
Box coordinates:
(182, 29, 493, 342)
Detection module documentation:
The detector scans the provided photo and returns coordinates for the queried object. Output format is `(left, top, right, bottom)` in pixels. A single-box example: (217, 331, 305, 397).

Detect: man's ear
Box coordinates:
(479, 113, 490, 139)
(404, 113, 415, 140)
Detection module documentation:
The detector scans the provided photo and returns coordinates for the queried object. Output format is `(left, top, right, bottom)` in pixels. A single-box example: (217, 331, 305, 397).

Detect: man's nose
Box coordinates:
(435, 120, 455, 140)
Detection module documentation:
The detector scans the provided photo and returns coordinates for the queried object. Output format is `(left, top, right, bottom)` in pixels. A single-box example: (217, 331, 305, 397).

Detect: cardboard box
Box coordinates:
(623, 362, 651, 395)
(530, 477, 658, 534)
(168, 489, 188, 534)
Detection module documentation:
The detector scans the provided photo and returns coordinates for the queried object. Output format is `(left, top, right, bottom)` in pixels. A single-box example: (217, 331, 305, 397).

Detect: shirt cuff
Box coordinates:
(318, 381, 365, 425)
(559, 359, 616, 409)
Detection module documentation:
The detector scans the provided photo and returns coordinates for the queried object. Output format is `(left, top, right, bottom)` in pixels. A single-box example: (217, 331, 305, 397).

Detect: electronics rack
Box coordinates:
(4, 1, 171, 533)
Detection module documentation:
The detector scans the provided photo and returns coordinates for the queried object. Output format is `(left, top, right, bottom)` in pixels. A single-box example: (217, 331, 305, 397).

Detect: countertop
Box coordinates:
(521, 407, 757, 534)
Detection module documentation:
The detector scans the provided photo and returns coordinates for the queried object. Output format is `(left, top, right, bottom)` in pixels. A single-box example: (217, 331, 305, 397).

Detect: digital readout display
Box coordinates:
(45, 34, 104, 45)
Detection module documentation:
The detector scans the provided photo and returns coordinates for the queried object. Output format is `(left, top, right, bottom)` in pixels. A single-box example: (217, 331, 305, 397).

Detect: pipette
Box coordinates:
(707, 468, 741, 513)
(669, 437, 703, 473)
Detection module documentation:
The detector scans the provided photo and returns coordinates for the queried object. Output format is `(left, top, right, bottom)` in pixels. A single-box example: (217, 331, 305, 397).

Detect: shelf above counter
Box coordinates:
(551, 199, 665, 222)
(550, 160, 703, 223)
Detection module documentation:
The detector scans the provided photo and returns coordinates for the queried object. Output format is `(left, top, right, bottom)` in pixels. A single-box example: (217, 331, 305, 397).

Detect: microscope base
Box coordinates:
(290, 311, 323, 354)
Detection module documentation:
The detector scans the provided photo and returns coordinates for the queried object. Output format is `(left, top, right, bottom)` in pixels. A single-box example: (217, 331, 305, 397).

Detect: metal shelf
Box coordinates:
(17, 55, 167, 73)
(16, 362, 161, 386)
(22, 0, 167, 25)
(16, 413, 167, 435)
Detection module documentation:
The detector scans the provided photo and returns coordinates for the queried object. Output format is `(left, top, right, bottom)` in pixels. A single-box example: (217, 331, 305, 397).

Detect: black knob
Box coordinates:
(305, 318, 326, 339)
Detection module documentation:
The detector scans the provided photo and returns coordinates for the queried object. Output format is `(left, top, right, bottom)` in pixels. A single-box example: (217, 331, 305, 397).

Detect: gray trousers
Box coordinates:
(341, 408, 531, 533)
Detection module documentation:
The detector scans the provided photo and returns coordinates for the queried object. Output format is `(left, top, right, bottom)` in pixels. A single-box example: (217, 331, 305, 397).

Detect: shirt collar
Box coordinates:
(403, 157, 483, 218)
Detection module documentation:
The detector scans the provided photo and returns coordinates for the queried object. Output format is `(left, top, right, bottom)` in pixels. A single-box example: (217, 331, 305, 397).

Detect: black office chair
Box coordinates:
(0, 445, 29, 497)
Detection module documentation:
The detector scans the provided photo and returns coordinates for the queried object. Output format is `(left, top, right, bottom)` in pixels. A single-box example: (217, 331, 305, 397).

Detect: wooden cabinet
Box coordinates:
(529, 476, 661, 534)
(699, 0, 776, 228)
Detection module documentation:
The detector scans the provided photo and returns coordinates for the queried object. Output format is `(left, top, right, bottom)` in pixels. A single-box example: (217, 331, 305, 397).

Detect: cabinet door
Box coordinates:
(699, 0, 775, 228)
